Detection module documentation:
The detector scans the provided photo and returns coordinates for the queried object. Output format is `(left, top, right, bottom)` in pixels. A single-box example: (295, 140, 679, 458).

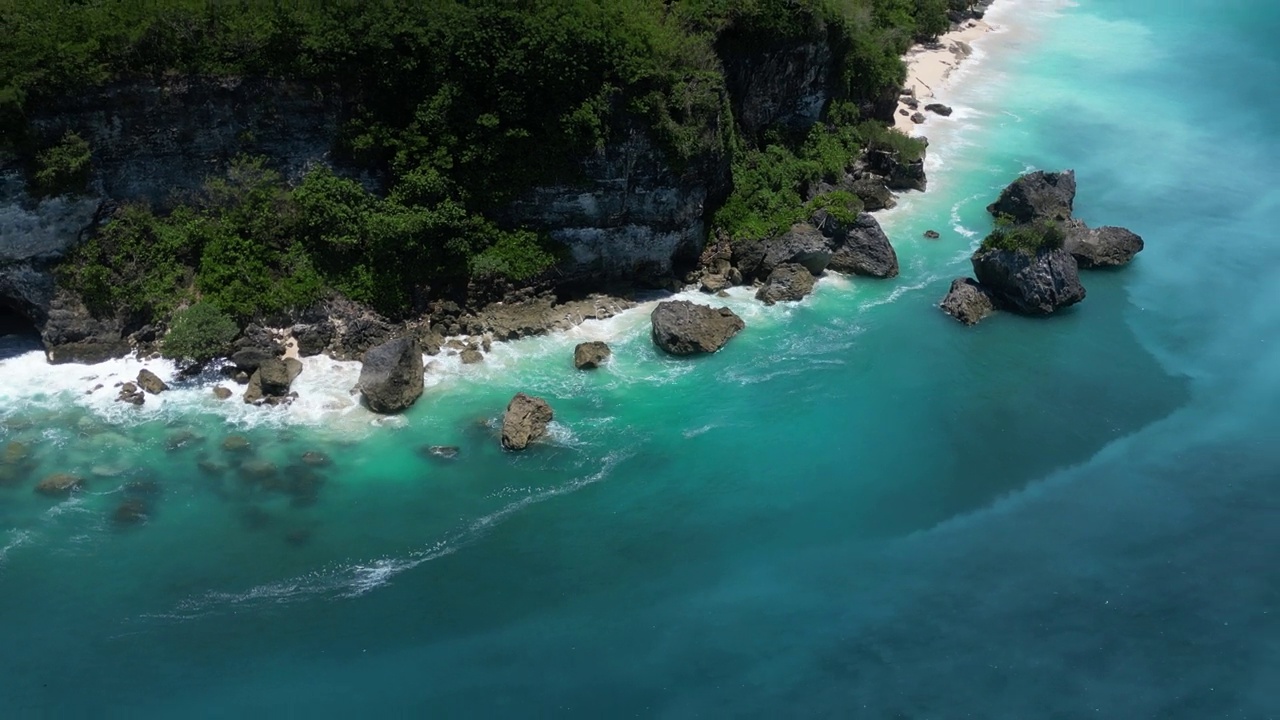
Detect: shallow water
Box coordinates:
(2, 0, 1278, 716)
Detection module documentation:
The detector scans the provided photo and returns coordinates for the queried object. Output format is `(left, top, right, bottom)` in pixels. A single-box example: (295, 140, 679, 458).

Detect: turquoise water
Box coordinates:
(3, 0, 1278, 715)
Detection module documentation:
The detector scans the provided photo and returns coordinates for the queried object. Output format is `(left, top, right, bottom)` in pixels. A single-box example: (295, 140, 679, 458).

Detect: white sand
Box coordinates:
(894, 19, 995, 134)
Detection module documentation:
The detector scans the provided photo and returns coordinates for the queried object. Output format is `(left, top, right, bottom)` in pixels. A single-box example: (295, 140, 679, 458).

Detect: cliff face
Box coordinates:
(0, 32, 840, 360)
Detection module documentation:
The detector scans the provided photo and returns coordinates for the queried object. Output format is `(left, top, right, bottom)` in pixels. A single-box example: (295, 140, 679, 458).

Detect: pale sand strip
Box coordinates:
(894, 18, 995, 134)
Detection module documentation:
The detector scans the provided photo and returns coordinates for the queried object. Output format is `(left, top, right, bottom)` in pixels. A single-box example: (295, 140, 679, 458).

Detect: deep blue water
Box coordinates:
(1, 0, 1278, 716)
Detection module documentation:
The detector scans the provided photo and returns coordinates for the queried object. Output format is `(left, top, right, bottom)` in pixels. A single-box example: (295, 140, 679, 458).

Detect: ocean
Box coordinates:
(2, 0, 1277, 716)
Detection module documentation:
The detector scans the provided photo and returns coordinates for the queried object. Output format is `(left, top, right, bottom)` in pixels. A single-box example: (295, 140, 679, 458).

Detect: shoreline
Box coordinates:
(894, 16, 998, 134)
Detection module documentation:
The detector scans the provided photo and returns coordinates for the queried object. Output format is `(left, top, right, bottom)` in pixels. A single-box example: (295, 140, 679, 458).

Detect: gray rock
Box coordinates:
(573, 341, 611, 369)
(291, 322, 333, 357)
(460, 348, 484, 364)
(756, 263, 817, 305)
(987, 169, 1077, 224)
(501, 393, 553, 451)
(244, 358, 303, 405)
(212, 386, 232, 400)
(924, 230, 941, 239)
(925, 103, 953, 116)
(850, 177, 896, 211)
(650, 300, 745, 355)
(230, 347, 277, 374)
(357, 337, 424, 414)
(731, 223, 832, 281)
(939, 278, 997, 325)
(910, 111, 926, 124)
(1065, 223, 1145, 268)
(136, 368, 167, 395)
(971, 247, 1086, 315)
(825, 213, 900, 278)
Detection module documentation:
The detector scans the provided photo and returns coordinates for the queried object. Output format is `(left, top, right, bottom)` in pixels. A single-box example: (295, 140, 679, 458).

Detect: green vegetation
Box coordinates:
(14, 0, 959, 325)
(161, 302, 239, 363)
(31, 132, 91, 197)
(980, 219, 1066, 255)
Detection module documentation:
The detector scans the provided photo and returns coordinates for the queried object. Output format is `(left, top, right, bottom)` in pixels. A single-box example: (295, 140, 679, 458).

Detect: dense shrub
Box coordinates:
(31, 132, 91, 196)
(980, 220, 1066, 254)
(161, 302, 239, 363)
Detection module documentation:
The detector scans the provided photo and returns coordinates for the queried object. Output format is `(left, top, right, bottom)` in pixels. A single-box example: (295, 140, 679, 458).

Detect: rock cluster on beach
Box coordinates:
(941, 170, 1145, 325)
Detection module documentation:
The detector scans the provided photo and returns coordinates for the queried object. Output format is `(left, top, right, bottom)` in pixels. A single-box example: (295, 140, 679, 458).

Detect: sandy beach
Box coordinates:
(894, 18, 996, 134)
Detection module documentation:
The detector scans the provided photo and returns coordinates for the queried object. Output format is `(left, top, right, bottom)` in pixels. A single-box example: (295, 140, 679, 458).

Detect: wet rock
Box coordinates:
(573, 341, 611, 370)
(501, 393, 554, 451)
(230, 347, 277, 374)
(221, 435, 251, 453)
(300, 451, 331, 467)
(1065, 223, 1145, 268)
(987, 169, 1076, 224)
(232, 371, 250, 385)
(136, 369, 168, 395)
(460, 348, 484, 365)
(756, 263, 816, 305)
(925, 103, 953, 116)
(212, 386, 232, 400)
(939, 278, 998, 326)
(3, 441, 30, 464)
(244, 358, 303, 405)
(910, 111, 926, 124)
(650, 300, 745, 356)
(291, 322, 334, 357)
(358, 337, 425, 414)
(35, 473, 85, 497)
(824, 213, 900, 278)
(924, 230, 941, 239)
(116, 382, 145, 405)
(421, 445, 460, 460)
(850, 177, 896, 211)
(971, 246, 1086, 315)
(166, 429, 198, 451)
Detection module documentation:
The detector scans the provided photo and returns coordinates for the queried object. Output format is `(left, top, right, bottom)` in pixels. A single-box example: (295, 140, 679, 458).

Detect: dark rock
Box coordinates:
(230, 347, 277, 374)
(850, 177, 896, 211)
(731, 223, 831, 281)
(971, 247, 1086, 315)
(243, 358, 302, 404)
(650, 300, 745, 356)
(825, 213, 900, 279)
(1065, 223, 1145, 268)
(136, 369, 167, 395)
(240, 459, 279, 480)
(866, 149, 927, 192)
(925, 103, 953, 116)
(212, 386, 232, 400)
(35, 473, 84, 497)
(459, 348, 484, 365)
(501, 393, 554, 451)
(987, 169, 1076, 224)
(756, 263, 817, 305)
(901, 96, 920, 110)
(291, 322, 334, 357)
(924, 230, 941, 239)
(910, 111, 926, 124)
(573, 341, 611, 370)
(358, 337, 425, 414)
(232, 324, 283, 355)
(939, 278, 998, 325)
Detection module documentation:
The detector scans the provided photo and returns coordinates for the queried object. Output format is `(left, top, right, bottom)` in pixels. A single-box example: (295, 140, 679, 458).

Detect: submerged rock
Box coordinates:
(501, 393, 554, 451)
(221, 435, 251, 453)
(358, 337, 425, 414)
(939, 278, 998, 326)
(300, 451, 331, 467)
(971, 247, 1086, 315)
(573, 341, 611, 370)
(421, 445, 460, 460)
(756, 263, 816, 305)
(137, 369, 168, 395)
(111, 498, 150, 526)
(35, 473, 85, 497)
(650, 300, 745, 356)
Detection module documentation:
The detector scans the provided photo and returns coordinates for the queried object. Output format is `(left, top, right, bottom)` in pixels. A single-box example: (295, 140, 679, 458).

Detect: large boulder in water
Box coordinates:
(243, 358, 303, 405)
(1064, 222, 1145, 268)
(822, 212, 900, 278)
(501, 393, 553, 451)
(939, 278, 998, 325)
(731, 223, 831, 281)
(971, 247, 1086, 315)
(650, 301, 745, 355)
(136, 369, 167, 395)
(573, 341, 611, 370)
(987, 169, 1076, 223)
(358, 337, 424, 413)
(756, 263, 816, 305)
